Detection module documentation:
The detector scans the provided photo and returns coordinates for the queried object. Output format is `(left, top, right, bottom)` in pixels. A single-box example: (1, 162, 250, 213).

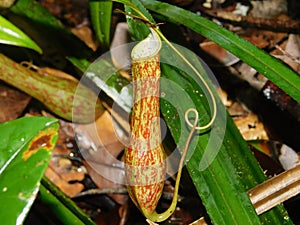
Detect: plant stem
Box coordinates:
(40, 177, 95, 225)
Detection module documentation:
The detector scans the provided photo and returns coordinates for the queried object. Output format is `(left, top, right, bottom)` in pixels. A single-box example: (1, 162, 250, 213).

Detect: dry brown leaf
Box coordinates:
(234, 113, 269, 140)
(76, 111, 126, 153)
(200, 40, 240, 66)
(0, 85, 31, 122)
(226, 100, 269, 140)
(61, 171, 85, 182)
(76, 111, 127, 205)
(45, 166, 84, 197)
(273, 34, 300, 74)
(43, 117, 86, 197)
(243, 30, 287, 49)
(249, 0, 287, 19)
(83, 161, 127, 205)
(71, 25, 98, 51)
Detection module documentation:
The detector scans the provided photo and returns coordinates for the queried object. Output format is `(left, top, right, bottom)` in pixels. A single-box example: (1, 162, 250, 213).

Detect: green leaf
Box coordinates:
(67, 57, 91, 73)
(0, 15, 42, 53)
(158, 55, 264, 225)
(160, 61, 291, 225)
(124, 0, 153, 41)
(90, 0, 112, 51)
(141, 0, 300, 103)
(0, 116, 59, 225)
(10, 0, 64, 30)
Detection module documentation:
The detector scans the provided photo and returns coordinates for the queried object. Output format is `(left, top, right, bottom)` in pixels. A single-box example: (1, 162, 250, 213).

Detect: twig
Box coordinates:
(248, 164, 300, 214)
(73, 188, 184, 202)
(191, 164, 300, 224)
(73, 188, 128, 198)
(275, 44, 300, 64)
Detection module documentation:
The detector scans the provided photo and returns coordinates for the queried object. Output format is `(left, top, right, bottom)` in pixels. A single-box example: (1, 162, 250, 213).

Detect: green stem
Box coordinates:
(40, 177, 95, 225)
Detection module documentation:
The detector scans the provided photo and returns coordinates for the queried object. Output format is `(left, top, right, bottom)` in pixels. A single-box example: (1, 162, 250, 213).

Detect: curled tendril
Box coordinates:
(185, 108, 200, 130)
(185, 107, 215, 131)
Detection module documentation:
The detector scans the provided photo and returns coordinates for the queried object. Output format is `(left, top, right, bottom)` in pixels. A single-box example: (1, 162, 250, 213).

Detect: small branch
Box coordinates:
(73, 188, 185, 202)
(191, 164, 300, 224)
(275, 44, 300, 64)
(73, 188, 128, 198)
(248, 164, 300, 215)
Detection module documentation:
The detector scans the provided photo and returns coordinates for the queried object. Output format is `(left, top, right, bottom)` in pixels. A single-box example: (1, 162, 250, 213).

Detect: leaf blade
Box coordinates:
(90, 0, 112, 51)
(0, 117, 59, 225)
(0, 15, 42, 53)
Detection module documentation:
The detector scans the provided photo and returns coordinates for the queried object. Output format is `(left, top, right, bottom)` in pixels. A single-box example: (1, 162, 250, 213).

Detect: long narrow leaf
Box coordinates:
(141, 0, 300, 103)
(123, 0, 153, 41)
(0, 15, 42, 53)
(67, 57, 91, 73)
(160, 62, 291, 224)
(90, 0, 112, 51)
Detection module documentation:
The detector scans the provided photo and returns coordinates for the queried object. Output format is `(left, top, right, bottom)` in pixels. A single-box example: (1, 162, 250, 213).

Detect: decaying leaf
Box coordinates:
(278, 144, 300, 170)
(0, 85, 31, 123)
(200, 41, 240, 66)
(250, 0, 287, 19)
(45, 166, 84, 197)
(221, 93, 269, 141)
(71, 25, 98, 51)
(273, 34, 300, 74)
(76, 111, 127, 205)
